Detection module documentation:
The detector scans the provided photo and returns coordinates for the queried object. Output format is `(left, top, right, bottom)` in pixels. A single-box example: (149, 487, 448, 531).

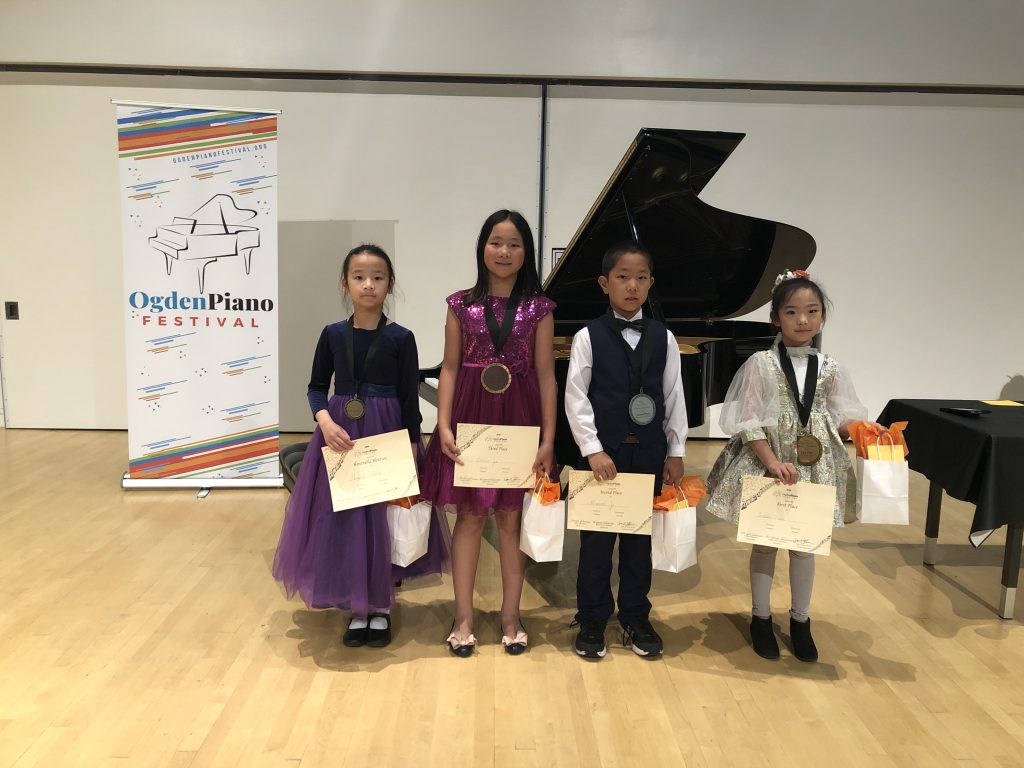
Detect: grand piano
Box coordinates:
(418, 128, 816, 469)
(149, 194, 261, 293)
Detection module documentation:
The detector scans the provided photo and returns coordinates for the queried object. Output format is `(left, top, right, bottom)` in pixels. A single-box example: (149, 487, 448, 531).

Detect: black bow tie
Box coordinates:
(614, 317, 646, 332)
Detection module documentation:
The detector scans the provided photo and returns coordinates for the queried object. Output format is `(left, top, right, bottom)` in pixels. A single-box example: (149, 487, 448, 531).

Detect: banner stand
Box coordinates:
(115, 100, 283, 489)
(121, 472, 283, 490)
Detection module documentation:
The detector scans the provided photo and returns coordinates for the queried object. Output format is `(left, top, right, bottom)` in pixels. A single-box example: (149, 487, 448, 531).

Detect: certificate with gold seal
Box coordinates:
(737, 475, 836, 555)
(452, 423, 539, 489)
(321, 429, 419, 512)
(566, 469, 656, 535)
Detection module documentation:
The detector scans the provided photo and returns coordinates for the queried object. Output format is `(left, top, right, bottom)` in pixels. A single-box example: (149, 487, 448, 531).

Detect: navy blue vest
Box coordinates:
(585, 316, 668, 450)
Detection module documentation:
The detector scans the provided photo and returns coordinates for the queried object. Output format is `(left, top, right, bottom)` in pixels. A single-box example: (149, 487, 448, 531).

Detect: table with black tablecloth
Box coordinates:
(877, 399, 1024, 618)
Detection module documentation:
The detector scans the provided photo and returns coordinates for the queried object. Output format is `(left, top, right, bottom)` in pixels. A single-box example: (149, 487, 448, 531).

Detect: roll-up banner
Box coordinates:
(115, 101, 282, 488)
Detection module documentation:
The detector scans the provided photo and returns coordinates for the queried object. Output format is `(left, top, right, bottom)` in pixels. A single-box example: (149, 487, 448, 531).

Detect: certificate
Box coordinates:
(453, 423, 538, 489)
(736, 475, 836, 555)
(321, 429, 419, 511)
(566, 469, 656, 535)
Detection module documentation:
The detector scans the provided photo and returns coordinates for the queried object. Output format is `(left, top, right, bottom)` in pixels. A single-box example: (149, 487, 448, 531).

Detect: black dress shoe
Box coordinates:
(750, 615, 780, 659)
(366, 613, 392, 648)
(790, 617, 818, 662)
(343, 620, 369, 647)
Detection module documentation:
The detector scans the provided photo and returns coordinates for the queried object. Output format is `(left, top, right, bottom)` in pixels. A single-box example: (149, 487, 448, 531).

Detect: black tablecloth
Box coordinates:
(877, 399, 1024, 539)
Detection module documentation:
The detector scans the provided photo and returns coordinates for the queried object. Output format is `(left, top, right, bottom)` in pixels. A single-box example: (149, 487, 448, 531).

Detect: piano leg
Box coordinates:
(197, 259, 217, 293)
(165, 253, 174, 276)
(923, 481, 942, 566)
(242, 248, 254, 275)
(999, 523, 1024, 619)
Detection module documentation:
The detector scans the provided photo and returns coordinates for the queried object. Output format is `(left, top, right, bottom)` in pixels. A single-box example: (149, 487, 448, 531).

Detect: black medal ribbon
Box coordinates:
(345, 313, 388, 404)
(483, 288, 522, 360)
(777, 344, 819, 428)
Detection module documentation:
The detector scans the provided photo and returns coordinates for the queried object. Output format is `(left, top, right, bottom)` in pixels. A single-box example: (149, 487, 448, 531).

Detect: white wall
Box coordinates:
(0, 84, 539, 428)
(2, 0, 1023, 86)
(1, 0, 1022, 430)
(544, 89, 1024, 430)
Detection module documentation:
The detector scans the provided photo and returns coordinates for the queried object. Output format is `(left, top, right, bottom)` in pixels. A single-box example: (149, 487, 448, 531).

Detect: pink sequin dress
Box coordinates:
(420, 290, 556, 516)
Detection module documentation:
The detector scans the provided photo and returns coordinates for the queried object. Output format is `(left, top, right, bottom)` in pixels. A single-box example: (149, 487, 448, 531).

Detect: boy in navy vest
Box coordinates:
(564, 242, 688, 658)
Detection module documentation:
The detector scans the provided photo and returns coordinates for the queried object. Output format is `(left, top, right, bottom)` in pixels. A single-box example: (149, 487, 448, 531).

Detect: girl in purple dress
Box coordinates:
(273, 245, 451, 649)
(420, 210, 557, 657)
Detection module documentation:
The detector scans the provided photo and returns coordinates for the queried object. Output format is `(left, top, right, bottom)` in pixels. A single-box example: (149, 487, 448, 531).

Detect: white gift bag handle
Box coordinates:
(870, 431, 903, 461)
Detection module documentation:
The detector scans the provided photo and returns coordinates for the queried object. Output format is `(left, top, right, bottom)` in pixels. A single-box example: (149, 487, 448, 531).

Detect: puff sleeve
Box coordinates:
(718, 353, 781, 442)
(826, 361, 868, 426)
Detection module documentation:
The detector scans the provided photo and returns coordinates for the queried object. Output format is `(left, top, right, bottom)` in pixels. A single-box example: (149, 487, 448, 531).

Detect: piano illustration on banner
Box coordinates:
(148, 194, 261, 292)
(419, 128, 817, 467)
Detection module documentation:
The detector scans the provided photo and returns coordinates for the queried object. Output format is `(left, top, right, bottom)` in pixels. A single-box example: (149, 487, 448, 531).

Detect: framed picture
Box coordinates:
(550, 247, 565, 273)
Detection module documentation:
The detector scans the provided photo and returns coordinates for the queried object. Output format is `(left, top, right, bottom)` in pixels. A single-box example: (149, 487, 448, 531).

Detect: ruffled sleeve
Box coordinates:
(718, 352, 781, 442)
(826, 360, 868, 425)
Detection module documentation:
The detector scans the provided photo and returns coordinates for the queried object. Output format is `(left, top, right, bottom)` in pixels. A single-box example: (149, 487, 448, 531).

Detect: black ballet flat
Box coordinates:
(342, 619, 369, 648)
(366, 613, 392, 648)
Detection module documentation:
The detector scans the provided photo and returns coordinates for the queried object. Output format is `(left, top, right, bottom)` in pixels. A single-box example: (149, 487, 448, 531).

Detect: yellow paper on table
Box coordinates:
(982, 400, 1022, 406)
(453, 423, 539, 489)
(737, 475, 836, 555)
(566, 469, 656, 535)
(321, 429, 419, 512)
(866, 444, 905, 461)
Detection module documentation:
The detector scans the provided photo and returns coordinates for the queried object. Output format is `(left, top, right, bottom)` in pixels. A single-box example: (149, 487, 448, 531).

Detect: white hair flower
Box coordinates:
(773, 269, 810, 289)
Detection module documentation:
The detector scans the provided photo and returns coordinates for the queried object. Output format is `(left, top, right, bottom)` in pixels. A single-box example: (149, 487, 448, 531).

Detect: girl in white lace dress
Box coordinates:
(705, 270, 869, 662)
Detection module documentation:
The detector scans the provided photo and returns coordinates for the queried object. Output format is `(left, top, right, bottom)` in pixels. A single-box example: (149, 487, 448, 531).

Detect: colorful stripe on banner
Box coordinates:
(128, 425, 280, 479)
(117, 109, 278, 161)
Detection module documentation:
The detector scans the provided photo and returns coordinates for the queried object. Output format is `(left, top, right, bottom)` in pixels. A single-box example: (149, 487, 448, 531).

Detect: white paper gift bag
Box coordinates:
(519, 477, 565, 562)
(651, 500, 698, 573)
(856, 455, 910, 525)
(386, 499, 432, 566)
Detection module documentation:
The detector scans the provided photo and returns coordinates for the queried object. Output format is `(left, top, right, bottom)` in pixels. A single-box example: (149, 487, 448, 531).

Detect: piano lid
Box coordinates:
(543, 128, 816, 325)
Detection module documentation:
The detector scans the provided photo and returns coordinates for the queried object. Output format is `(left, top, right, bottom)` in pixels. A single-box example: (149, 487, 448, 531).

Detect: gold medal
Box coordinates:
(343, 397, 366, 420)
(796, 434, 823, 465)
(481, 363, 512, 394)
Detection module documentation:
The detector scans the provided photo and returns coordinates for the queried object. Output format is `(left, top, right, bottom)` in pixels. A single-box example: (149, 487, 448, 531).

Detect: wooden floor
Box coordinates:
(2, 430, 1024, 767)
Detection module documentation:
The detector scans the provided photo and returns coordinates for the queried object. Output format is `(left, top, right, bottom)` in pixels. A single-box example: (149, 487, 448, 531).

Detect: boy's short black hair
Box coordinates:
(601, 242, 653, 277)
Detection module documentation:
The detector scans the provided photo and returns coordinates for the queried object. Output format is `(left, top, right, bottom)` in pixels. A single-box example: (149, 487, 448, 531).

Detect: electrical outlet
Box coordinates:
(3, 302, 18, 320)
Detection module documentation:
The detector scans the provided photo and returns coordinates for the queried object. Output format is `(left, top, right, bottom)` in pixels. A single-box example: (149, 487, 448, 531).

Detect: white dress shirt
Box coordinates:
(564, 309, 688, 458)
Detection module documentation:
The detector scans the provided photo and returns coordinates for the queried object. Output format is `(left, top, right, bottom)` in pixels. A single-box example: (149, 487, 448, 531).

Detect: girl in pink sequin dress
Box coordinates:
(420, 210, 557, 657)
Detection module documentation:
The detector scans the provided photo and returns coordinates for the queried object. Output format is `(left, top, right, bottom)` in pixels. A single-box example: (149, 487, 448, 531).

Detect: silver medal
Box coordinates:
(628, 393, 656, 426)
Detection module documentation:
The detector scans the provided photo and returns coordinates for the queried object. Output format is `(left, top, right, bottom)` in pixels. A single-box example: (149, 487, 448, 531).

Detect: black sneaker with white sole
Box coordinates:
(572, 620, 607, 659)
(619, 616, 663, 657)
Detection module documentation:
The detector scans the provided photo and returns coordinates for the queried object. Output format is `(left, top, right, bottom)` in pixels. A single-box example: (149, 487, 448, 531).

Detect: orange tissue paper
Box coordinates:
(654, 475, 708, 510)
(848, 420, 909, 460)
(386, 495, 419, 509)
(532, 475, 562, 504)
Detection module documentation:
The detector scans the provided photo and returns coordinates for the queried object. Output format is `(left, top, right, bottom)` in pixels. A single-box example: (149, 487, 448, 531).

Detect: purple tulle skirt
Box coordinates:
(273, 395, 452, 616)
(420, 364, 540, 517)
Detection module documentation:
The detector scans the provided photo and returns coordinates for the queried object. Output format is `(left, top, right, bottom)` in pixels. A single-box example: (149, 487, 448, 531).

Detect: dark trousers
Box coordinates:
(575, 440, 666, 624)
